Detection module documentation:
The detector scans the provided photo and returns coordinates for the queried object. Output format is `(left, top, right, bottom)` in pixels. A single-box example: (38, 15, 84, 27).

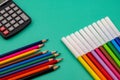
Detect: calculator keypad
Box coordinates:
(0, 2, 31, 39)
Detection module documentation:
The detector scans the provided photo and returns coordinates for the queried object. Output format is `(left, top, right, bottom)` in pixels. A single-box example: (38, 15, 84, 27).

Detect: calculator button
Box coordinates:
(15, 16, 20, 21)
(5, 23, 10, 28)
(3, 13, 9, 17)
(0, 16, 3, 20)
(2, 20, 7, 24)
(10, 20, 15, 24)
(13, 7, 19, 11)
(3, 30, 9, 35)
(0, 10, 5, 14)
(0, 26, 6, 31)
(14, 23, 19, 28)
(10, 3, 15, 8)
(19, 20, 24, 24)
(8, 26, 14, 31)
(8, 10, 14, 14)
(17, 10, 22, 14)
(7, 16, 12, 21)
(5, 7, 10, 11)
(20, 13, 29, 21)
(12, 13, 17, 18)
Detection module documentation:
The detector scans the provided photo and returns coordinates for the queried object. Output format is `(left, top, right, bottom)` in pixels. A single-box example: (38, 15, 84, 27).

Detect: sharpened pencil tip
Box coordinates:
(52, 51, 57, 54)
(57, 58, 63, 62)
(42, 39, 48, 43)
(49, 58, 54, 61)
(54, 53, 59, 57)
(42, 50, 49, 54)
(49, 65, 54, 68)
(53, 66, 60, 70)
(39, 44, 44, 47)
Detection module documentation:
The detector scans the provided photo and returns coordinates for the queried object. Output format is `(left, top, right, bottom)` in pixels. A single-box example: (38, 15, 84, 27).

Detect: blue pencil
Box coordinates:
(0, 52, 53, 72)
(0, 39, 48, 58)
(0, 59, 52, 78)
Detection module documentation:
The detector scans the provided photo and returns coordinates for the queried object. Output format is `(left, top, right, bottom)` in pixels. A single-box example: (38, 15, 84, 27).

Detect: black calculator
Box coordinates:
(0, 0, 31, 39)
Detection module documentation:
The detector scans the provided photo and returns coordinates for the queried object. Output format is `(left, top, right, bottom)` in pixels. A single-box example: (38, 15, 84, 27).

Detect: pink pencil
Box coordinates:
(0, 44, 43, 61)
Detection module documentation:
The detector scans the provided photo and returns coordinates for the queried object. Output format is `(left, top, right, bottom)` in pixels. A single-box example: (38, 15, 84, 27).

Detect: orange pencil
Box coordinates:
(8, 65, 54, 80)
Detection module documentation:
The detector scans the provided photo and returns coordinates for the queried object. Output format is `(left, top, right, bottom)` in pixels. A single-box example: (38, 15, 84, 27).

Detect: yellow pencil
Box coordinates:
(0, 49, 39, 65)
(62, 37, 100, 80)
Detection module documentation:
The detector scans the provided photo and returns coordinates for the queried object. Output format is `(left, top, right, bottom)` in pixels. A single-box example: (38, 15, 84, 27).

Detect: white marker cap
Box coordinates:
(74, 31, 93, 51)
(88, 25, 105, 45)
(70, 33, 89, 54)
(79, 29, 97, 49)
(101, 19, 117, 38)
(105, 16, 120, 36)
(92, 23, 109, 42)
(97, 20, 113, 40)
(84, 26, 101, 47)
(66, 36, 84, 56)
(61, 37, 80, 58)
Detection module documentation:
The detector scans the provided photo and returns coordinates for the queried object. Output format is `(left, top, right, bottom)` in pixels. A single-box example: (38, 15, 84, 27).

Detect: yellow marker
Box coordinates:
(62, 37, 100, 80)
(0, 49, 39, 65)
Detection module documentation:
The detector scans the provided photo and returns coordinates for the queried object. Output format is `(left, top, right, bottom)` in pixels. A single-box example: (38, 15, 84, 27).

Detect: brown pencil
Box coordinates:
(0, 51, 48, 68)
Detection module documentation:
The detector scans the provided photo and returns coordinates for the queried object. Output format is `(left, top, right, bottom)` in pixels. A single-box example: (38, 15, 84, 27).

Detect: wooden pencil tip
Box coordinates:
(53, 66, 60, 70)
(49, 65, 54, 68)
(57, 58, 63, 62)
(39, 44, 44, 47)
(35, 49, 40, 51)
(54, 53, 59, 57)
(52, 51, 57, 54)
(49, 58, 54, 61)
(42, 39, 48, 43)
(42, 50, 49, 54)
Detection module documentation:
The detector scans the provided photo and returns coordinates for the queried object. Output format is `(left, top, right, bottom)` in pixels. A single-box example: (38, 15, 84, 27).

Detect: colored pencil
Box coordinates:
(0, 53, 59, 74)
(88, 25, 120, 73)
(79, 29, 118, 80)
(71, 33, 112, 80)
(0, 39, 48, 58)
(84, 27, 120, 79)
(62, 37, 101, 80)
(7, 65, 54, 80)
(0, 51, 57, 73)
(0, 51, 48, 68)
(0, 58, 53, 78)
(0, 49, 39, 65)
(20, 65, 59, 80)
(105, 17, 120, 46)
(66, 36, 106, 80)
(0, 44, 43, 61)
(0, 58, 62, 78)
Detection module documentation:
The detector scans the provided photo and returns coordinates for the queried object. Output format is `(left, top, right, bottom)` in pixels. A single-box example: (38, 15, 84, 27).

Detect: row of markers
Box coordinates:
(62, 17, 120, 80)
(0, 39, 63, 80)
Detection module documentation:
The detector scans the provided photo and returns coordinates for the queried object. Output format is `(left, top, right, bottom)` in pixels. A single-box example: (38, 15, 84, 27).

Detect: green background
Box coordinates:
(0, 0, 120, 80)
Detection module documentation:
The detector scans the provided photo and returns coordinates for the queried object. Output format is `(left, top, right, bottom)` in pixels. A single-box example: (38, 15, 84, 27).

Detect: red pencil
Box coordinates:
(1, 58, 63, 80)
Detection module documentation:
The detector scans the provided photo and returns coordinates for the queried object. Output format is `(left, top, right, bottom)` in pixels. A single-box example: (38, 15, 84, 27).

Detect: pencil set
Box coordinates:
(0, 39, 63, 80)
(62, 17, 120, 80)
